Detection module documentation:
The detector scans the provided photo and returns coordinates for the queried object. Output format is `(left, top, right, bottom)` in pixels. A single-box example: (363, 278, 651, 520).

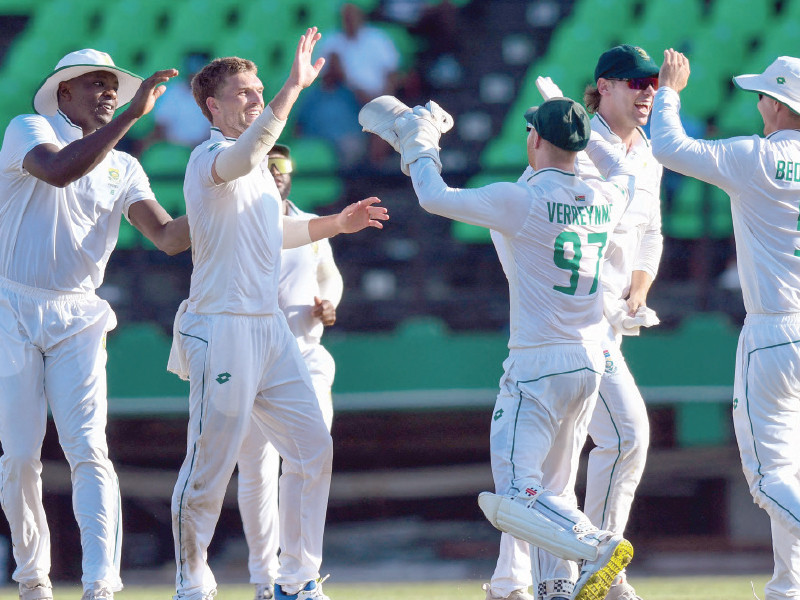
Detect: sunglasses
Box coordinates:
(609, 76, 659, 90)
(267, 156, 292, 174)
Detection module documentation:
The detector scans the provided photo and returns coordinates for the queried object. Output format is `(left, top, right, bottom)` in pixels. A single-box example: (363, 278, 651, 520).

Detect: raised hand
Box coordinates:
(659, 49, 690, 93)
(289, 27, 326, 90)
(127, 69, 179, 118)
(336, 197, 389, 233)
(312, 296, 337, 326)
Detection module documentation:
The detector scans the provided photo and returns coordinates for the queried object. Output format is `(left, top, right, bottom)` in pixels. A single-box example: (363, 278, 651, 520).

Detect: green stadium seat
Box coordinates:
(665, 177, 733, 240)
(716, 89, 762, 137)
(631, 0, 703, 51)
(164, 0, 239, 48)
(289, 175, 343, 211)
(106, 322, 188, 398)
(139, 142, 192, 178)
(568, 0, 636, 32)
(379, 22, 421, 71)
(150, 180, 186, 216)
(706, 0, 770, 41)
(286, 136, 338, 172)
(665, 177, 704, 239)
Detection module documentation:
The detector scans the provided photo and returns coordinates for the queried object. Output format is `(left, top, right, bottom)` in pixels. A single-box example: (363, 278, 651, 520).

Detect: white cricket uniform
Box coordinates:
(169, 129, 332, 600)
(237, 200, 343, 585)
(0, 110, 153, 591)
(409, 150, 631, 590)
(652, 86, 800, 600)
(495, 116, 664, 596)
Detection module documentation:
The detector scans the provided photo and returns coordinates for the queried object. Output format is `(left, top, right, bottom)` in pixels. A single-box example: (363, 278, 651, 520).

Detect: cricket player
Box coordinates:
(237, 143, 344, 600)
(359, 94, 636, 600)
(650, 50, 800, 600)
(166, 28, 387, 600)
(0, 49, 189, 600)
(487, 45, 663, 600)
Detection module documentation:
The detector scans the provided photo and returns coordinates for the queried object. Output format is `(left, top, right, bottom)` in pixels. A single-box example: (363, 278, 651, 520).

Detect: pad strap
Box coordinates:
(537, 579, 575, 600)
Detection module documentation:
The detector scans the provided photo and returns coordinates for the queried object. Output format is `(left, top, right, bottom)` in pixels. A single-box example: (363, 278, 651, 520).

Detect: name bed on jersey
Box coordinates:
(547, 201, 611, 226)
(776, 160, 800, 182)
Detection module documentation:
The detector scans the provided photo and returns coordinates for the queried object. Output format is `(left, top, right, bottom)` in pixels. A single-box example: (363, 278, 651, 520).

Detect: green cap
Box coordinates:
(594, 44, 659, 82)
(524, 97, 590, 152)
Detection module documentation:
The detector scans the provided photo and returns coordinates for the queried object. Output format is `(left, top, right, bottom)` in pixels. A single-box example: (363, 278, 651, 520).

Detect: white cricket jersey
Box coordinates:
(410, 158, 630, 347)
(652, 87, 800, 314)
(575, 115, 663, 301)
(0, 111, 153, 293)
(279, 201, 339, 350)
(184, 128, 283, 315)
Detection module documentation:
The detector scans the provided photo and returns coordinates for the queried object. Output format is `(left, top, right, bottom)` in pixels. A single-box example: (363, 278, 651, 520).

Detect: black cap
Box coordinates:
(271, 143, 291, 158)
(524, 98, 591, 152)
(594, 44, 660, 82)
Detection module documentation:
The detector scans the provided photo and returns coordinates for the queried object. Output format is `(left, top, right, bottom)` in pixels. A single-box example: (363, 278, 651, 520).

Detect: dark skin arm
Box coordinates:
(128, 200, 190, 255)
(22, 69, 178, 188)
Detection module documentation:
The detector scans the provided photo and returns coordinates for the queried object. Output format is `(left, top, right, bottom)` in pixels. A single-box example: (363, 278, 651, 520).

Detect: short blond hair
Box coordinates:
(191, 56, 257, 122)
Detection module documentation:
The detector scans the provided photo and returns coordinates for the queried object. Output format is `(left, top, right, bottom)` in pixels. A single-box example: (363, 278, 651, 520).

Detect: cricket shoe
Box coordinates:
(255, 579, 275, 599)
(571, 533, 633, 600)
(274, 575, 330, 600)
(80, 582, 114, 600)
(19, 581, 53, 600)
(604, 580, 642, 600)
(482, 582, 534, 600)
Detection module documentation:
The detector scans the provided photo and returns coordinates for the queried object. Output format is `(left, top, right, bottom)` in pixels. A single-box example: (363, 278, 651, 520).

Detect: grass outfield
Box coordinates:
(0, 576, 772, 600)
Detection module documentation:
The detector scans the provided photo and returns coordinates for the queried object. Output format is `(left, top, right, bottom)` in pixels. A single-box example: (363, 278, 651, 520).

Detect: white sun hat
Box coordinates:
(733, 56, 800, 116)
(33, 48, 143, 116)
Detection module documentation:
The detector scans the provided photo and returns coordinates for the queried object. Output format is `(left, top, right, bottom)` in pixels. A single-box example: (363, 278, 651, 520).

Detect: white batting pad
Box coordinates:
(358, 95, 411, 151)
(478, 492, 597, 562)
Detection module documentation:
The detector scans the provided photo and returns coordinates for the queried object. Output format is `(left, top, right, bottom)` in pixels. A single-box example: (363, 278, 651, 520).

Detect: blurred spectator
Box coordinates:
(319, 3, 401, 169)
(320, 3, 400, 105)
(293, 52, 366, 170)
(133, 51, 209, 154)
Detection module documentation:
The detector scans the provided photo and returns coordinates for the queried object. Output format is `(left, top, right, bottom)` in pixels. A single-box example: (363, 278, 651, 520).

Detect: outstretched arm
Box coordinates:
(23, 69, 178, 187)
(212, 28, 325, 184)
(128, 200, 190, 255)
(283, 197, 389, 249)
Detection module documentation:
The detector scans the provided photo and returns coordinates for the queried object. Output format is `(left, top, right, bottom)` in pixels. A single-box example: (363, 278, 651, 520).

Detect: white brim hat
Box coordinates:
(733, 55, 800, 116)
(33, 48, 143, 116)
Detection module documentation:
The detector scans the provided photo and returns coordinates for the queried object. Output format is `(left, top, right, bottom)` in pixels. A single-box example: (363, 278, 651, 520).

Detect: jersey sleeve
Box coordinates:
(119, 156, 156, 221)
(410, 158, 532, 236)
(2, 115, 59, 175)
(651, 87, 759, 192)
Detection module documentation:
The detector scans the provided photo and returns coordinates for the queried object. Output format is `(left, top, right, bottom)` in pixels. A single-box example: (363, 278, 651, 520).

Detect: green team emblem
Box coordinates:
(493, 409, 504, 421)
(216, 372, 231, 384)
(777, 76, 786, 84)
(732, 397, 738, 409)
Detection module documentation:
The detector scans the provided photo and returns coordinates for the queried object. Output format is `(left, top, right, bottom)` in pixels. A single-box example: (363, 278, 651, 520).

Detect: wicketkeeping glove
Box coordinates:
(536, 76, 564, 101)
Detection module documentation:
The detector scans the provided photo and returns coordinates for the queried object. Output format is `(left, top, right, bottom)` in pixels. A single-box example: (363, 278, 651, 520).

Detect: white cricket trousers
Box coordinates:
(488, 344, 604, 596)
(732, 313, 800, 600)
(490, 330, 649, 594)
(238, 343, 335, 585)
(171, 311, 332, 600)
(0, 277, 122, 591)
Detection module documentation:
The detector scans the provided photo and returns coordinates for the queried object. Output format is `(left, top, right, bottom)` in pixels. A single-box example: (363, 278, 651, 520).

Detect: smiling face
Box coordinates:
(597, 77, 656, 145)
(207, 70, 264, 138)
(57, 70, 119, 135)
